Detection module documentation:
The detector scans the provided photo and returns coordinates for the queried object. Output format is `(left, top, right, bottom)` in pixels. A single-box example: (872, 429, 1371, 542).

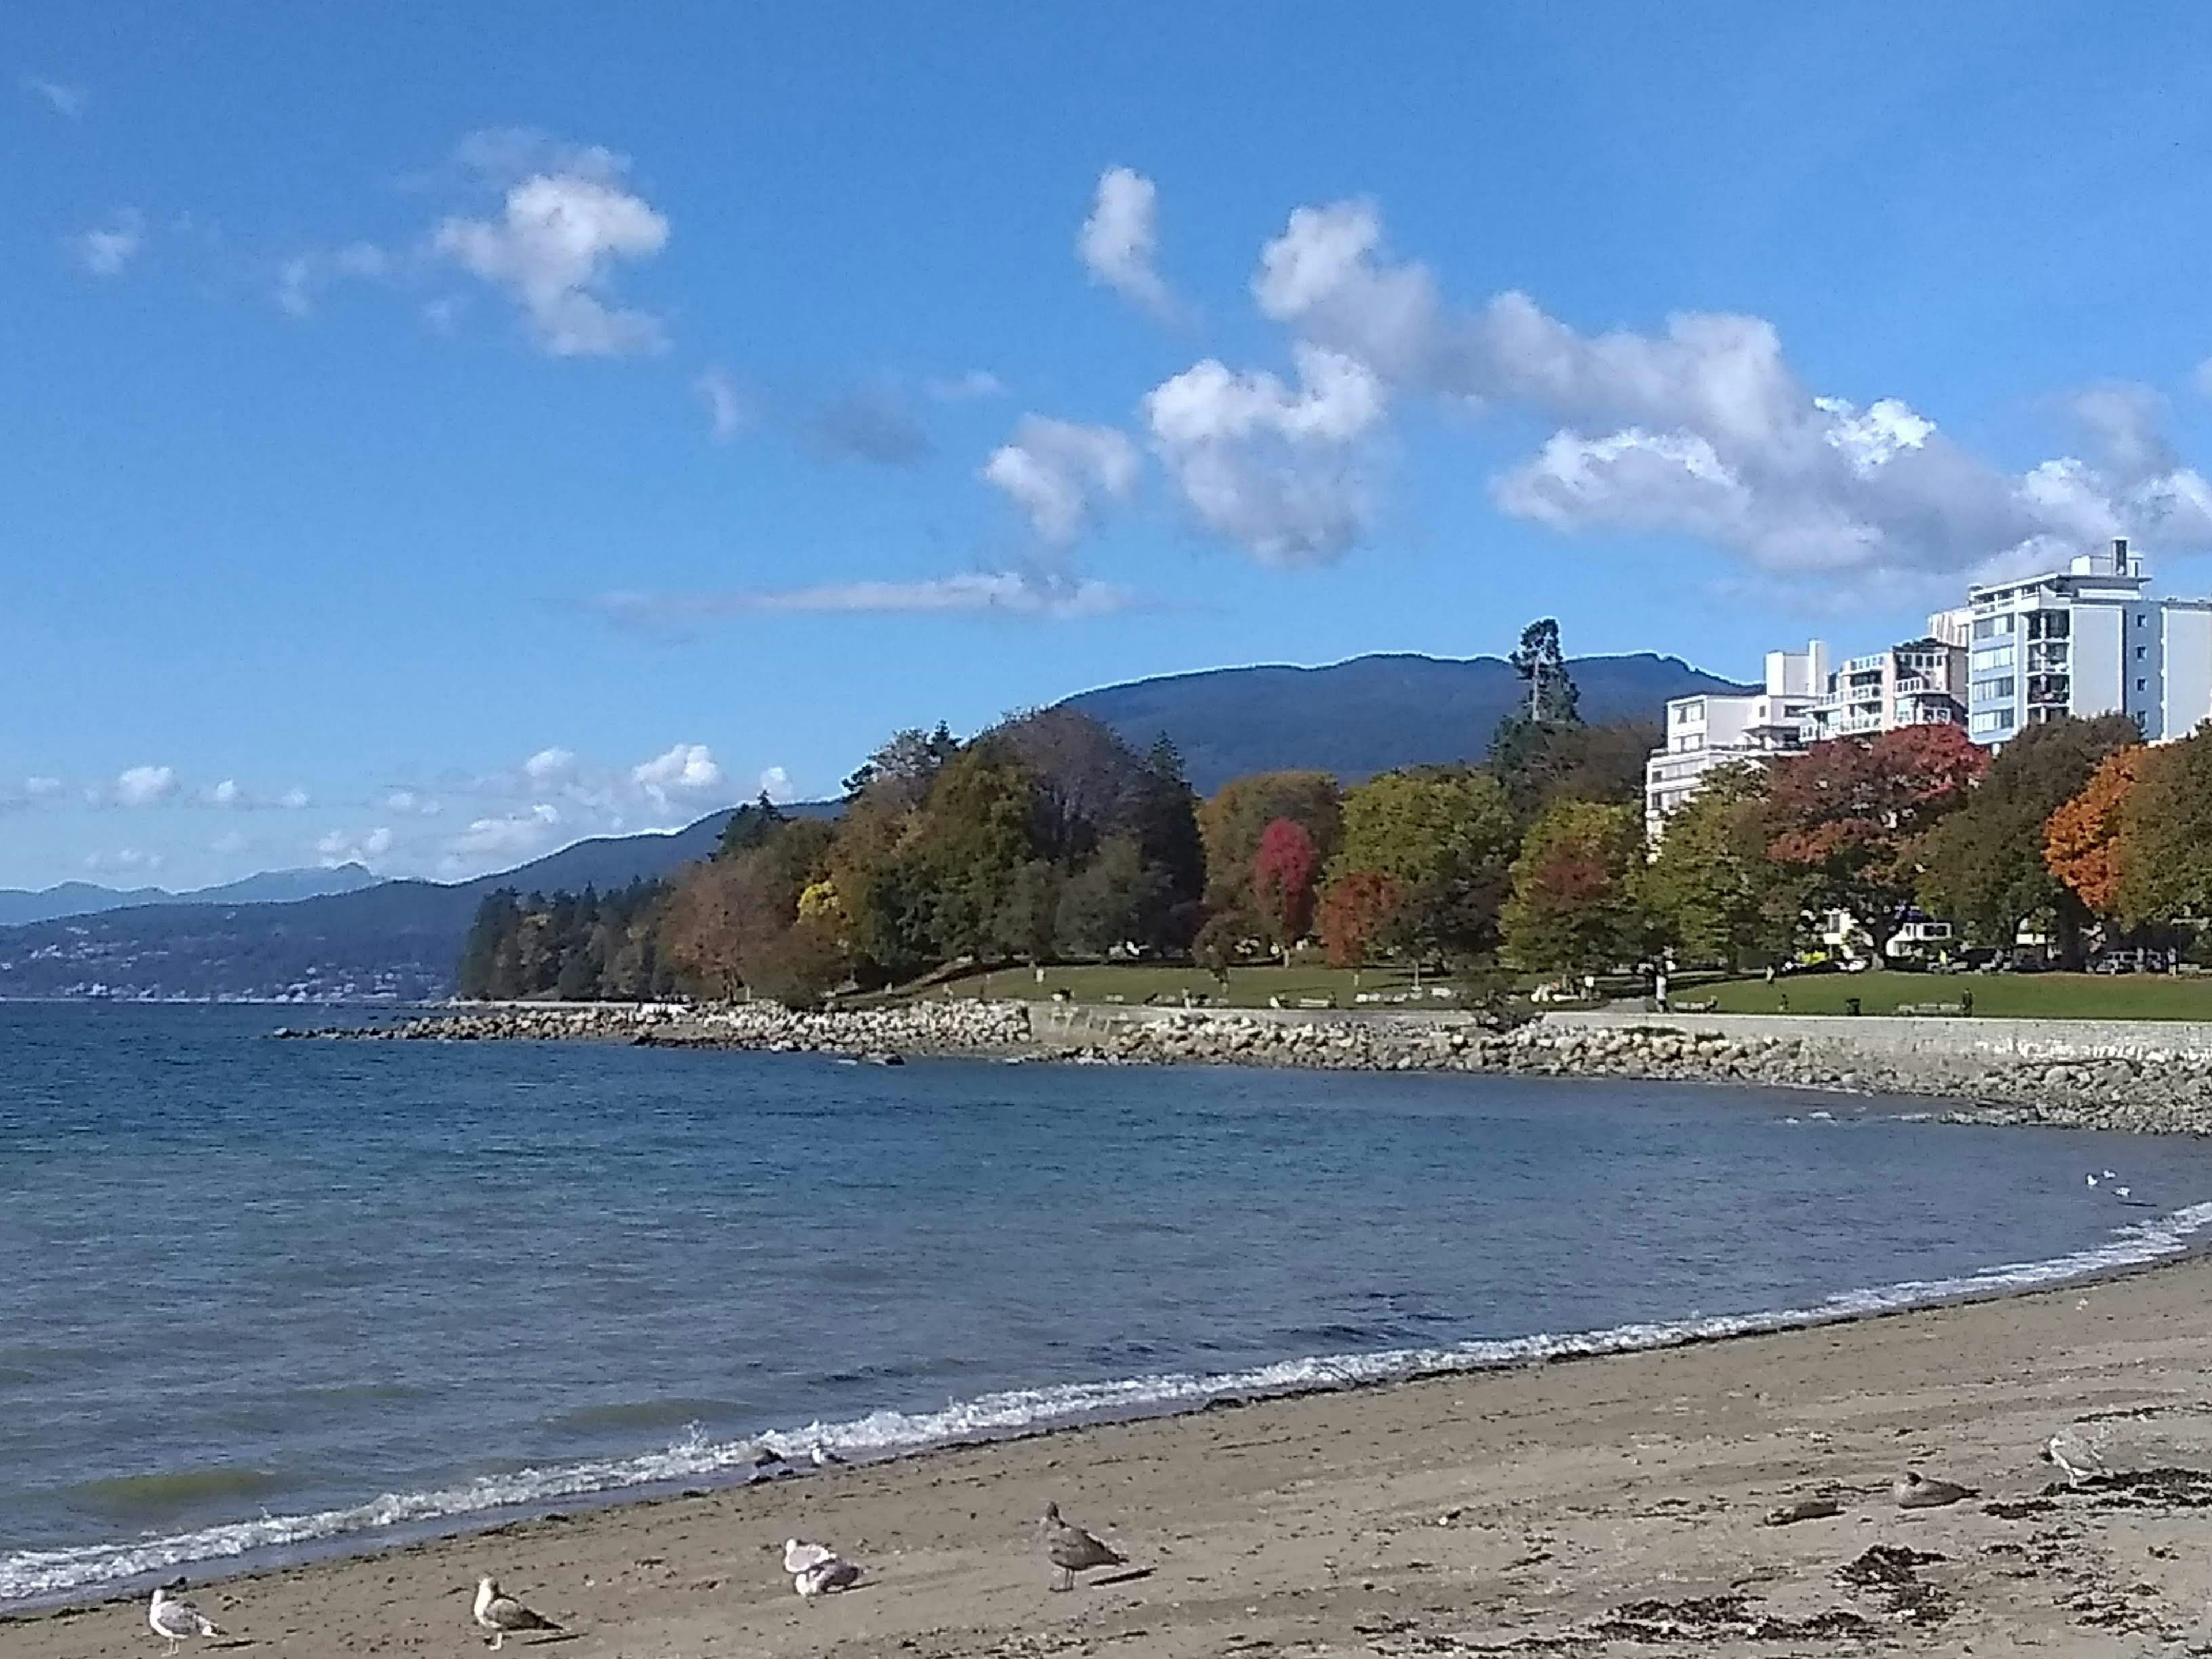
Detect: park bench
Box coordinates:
(1897, 1001, 1968, 1017)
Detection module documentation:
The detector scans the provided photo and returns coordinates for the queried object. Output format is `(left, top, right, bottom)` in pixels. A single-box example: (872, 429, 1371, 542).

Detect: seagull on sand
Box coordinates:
(149, 1581, 223, 1656)
(472, 1577, 562, 1650)
(1894, 1470, 1977, 1509)
(782, 1539, 861, 1598)
(810, 1444, 845, 1468)
(1041, 1500, 1127, 1591)
(796, 1558, 863, 1599)
(2043, 1428, 2107, 1487)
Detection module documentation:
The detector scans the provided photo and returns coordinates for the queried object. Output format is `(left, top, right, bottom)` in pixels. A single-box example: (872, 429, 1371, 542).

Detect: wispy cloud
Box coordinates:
(927, 370, 1007, 403)
(804, 384, 933, 465)
(72, 209, 144, 277)
(695, 366, 751, 442)
(22, 75, 85, 118)
(593, 570, 1141, 631)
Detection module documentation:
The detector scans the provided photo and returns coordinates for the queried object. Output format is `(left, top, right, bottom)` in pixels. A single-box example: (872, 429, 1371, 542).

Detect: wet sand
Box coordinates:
(12, 1258, 2212, 1657)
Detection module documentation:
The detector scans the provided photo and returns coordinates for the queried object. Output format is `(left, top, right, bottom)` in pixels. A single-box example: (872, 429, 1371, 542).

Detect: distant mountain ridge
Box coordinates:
(1063, 650, 1750, 794)
(0, 863, 380, 929)
(0, 650, 1748, 999)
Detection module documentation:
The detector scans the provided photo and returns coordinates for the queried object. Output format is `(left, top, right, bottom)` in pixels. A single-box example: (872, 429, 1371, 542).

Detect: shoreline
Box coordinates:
(11, 1191, 2212, 1624)
(295, 998, 2212, 1135)
(13, 1253, 2212, 1656)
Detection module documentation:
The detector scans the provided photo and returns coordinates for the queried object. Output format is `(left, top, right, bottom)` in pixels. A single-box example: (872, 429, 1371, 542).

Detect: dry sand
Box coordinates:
(14, 1260, 2212, 1658)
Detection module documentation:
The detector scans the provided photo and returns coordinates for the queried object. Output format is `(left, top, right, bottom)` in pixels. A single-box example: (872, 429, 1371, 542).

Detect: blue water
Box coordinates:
(7, 1001, 2212, 1604)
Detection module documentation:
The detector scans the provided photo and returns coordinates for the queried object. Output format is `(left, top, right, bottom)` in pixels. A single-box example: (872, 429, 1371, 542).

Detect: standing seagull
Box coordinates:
(783, 1539, 838, 1575)
(472, 1578, 562, 1650)
(149, 1582, 223, 1656)
(1041, 1500, 1127, 1591)
(2043, 1428, 2107, 1487)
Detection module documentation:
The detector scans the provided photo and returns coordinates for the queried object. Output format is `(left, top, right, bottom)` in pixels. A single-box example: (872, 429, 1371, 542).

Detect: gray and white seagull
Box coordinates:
(148, 1581, 224, 1657)
(472, 1577, 562, 1650)
(1041, 1500, 1127, 1591)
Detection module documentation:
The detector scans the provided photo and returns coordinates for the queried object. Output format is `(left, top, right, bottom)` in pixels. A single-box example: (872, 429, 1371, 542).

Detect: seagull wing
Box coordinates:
(487, 1593, 560, 1632)
(784, 1540, 838, 1574)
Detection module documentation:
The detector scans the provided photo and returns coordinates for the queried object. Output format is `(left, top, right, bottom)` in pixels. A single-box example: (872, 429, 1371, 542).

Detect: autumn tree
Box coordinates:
(1640, 765, 1794, 969)
(1500, 800, 1644, 975)
(1915, 714, 2138, 961)
(1329, 766, 1516, 963)
(1199, 771, 1342, 938)
(1251, 817, 1320, 957)
(1764, 724, 1988, 953)
(1318, 870, 1404, 967)
(2043, 745, 2145, 922)
(2099, 728, 2212, 926)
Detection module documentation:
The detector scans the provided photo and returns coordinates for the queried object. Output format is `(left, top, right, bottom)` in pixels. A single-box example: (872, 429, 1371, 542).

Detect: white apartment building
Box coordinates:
(1643, 642, 1825, 841)
(1802, 633, 1968, 741)
(1965, 539, 2212, 744)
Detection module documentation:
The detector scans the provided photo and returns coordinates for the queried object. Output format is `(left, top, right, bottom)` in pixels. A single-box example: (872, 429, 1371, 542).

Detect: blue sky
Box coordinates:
(8, 3, 2212, 890)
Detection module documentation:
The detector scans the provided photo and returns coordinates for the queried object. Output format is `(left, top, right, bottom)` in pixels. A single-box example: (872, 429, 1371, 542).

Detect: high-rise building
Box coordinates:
(1643, 642, 1825, 842)
(1964, 539, 2212, 744)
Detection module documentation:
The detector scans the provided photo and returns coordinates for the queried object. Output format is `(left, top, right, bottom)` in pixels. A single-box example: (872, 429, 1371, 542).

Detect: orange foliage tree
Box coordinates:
(2043, 746, 2146, 919)
(1317, 870, 1404, 967)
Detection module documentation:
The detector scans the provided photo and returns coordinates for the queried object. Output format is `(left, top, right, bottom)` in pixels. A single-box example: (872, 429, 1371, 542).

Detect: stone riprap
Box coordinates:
(289, 1000, 2212, 1134)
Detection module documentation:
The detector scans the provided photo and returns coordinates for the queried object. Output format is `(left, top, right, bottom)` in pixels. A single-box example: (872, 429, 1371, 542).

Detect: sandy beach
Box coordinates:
(13, 1258, 2212, 1658)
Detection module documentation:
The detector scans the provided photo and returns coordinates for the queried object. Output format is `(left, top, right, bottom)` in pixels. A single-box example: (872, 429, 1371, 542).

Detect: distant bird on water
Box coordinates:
(1894, 1470, 1976, 1509)
(149, 1581, 223, 1656)
(472, 1577, 561, 1650)
(1041, 1500, 1127, 1591)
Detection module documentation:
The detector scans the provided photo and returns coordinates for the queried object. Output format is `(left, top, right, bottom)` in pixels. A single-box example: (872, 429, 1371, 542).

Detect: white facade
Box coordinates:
(1965, 539, 2212, 744)
(1802, 632, 1967, 741)
(1644, 642, 1825, 841)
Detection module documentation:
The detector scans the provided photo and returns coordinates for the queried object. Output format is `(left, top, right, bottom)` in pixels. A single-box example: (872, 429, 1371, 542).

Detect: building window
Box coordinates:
(2136, 679, 2147, 693)
(2135, 646, 2147, 660)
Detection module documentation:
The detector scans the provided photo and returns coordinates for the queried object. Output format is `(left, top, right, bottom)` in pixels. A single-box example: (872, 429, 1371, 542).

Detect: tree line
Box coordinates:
(459, 631, 2203, 1004)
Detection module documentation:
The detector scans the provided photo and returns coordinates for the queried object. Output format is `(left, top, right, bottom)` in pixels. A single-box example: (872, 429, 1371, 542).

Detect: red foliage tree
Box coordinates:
(1318, 870, 1404, 967)
(1764, 723, 1988, 948)
(1251, 816, 1320, 955)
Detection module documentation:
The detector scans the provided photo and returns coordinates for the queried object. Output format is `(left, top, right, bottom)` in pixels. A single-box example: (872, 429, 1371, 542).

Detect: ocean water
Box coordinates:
(8, 1001, 2212, 1605)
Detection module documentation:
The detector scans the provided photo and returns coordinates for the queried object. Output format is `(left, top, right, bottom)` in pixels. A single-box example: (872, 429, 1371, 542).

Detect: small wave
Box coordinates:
(548, 1399, 749, 1435)
(68, 1467, 286, 1521)
(9, 1199, 2212, 1604)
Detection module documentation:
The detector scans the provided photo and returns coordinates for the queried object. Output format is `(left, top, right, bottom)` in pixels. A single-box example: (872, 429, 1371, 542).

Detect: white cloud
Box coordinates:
(384, 789, 441, 815)
(23, 75, 85, 117)
(85, 848, 164, 873)
(2195, 358, 2212, 400)
(593, 570, 1138, 628)
(695, 367, 749, 442)
(1079, 167, 1179, 321)
(25, 776, 62, 798)
(278, 787, 310, 810)
(207, 779, 243, 808)
(211, 830, 248, 856)
(73, 209, 144, 278)
(759, 766, 793, 803)
(276, 242, 388, 318)
(1245, 194, 2212, 584)
(927, 370, 1006, 402)
(444, 803, 564, 872)
(315, 825, 395, 867)
(524, 747, 579, 785)
(631, 743, 724, 808)
(114, 764, 179, 807)
(980, 416, 1140, 544)
(1143, 344, 1386, 566)
(435, 162, 669, 356)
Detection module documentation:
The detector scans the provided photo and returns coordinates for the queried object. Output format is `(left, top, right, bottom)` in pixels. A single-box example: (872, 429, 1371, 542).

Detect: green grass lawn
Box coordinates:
(913, 961, 1488, 1010)
(1706, 969, 2212, 1021)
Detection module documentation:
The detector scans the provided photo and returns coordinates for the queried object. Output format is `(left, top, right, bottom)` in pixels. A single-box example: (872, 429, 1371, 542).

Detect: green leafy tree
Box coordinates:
(1508, 617, 1580, 724)
(910, 740, 1046, 961)
(2109, 724, 2212, 926)
(1488, 718, 1660, 825)
(1501, 800, 1644, 975)
(458, 889, 521, 999)
(1641, 766, 1794, 969)
(1056, 835, 1175, 957)
(1330, 766, 1516, 963)
(1915, 714, 2138, 960)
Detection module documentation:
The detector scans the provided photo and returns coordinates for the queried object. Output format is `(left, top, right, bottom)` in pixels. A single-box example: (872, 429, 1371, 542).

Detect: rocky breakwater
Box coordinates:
(1498, 1020, 2212, 1135)
(287, 998, 1033, 1059)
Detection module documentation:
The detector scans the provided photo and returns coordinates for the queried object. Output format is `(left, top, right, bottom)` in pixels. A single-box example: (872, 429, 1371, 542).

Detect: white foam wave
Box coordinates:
(11, 1199, 2212, 1604)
